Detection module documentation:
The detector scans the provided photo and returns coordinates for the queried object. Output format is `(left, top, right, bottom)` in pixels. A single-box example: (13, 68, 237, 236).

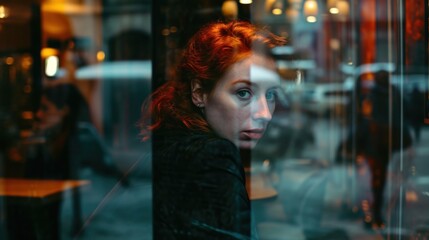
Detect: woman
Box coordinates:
(140, 21, 286, 239)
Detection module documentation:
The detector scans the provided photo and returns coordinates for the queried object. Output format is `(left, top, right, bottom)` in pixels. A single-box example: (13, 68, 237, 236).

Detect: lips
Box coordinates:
(240, 129, 265, 140)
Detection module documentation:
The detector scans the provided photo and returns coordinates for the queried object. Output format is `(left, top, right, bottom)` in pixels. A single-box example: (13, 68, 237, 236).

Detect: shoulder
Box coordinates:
(182, 132, 241, 165)
(157, 130, 238, 156)
(190, 134, 245, 181)
(190, 133, 238, 157)
(156, 130, 244, 178)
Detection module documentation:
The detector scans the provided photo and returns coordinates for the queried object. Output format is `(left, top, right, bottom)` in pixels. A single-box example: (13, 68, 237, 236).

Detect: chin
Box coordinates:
(239, 140, 258, 149)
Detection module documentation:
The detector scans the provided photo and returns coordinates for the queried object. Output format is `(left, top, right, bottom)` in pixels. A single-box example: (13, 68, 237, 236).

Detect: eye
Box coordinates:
(266, 89, 278, 102)
(236, 89, 252, 100)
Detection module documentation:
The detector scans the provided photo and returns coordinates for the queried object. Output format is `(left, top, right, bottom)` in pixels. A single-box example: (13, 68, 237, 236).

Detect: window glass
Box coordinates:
(0, 0, 428, 239)
(1, 0, 152, 239)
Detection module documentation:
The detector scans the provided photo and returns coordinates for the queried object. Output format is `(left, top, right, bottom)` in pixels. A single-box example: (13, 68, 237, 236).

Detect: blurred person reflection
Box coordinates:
(139, 21, 286, 239)
(362, 70, 412, 229)
(6, 83, 89, 240)
(335, 75, 368, 167)
(408, 84, 425, 143)
(30, 83, 88, 179)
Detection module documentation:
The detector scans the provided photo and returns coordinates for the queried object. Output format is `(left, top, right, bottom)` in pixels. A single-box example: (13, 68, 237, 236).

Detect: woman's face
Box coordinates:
(36, 96, 68, 131)
(202, 54, 281, 149)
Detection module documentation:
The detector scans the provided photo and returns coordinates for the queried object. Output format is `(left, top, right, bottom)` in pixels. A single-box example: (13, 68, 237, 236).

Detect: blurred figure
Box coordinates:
(6, 83, 88, 240)
(335, 75, 371, 166)
(408, 84, 425, 143)
(335, 71, 413, 230)
(362, 70, 412, 229)
(29, 83, 88, 179)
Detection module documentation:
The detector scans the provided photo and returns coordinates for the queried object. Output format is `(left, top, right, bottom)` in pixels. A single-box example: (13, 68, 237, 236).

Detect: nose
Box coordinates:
(252, 96, 273, 122)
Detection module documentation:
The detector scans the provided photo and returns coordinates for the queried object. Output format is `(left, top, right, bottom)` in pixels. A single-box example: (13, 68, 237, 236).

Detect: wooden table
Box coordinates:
(246, 174, 278, 201)
(0, 178, 90, 203)
(248, 186, 278, 201)
(1, 178, 90, 239)
(246, 173, 278, 225)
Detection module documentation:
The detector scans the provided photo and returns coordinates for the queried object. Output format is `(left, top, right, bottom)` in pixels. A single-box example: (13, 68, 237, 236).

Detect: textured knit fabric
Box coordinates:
(153, 129, 252, 239)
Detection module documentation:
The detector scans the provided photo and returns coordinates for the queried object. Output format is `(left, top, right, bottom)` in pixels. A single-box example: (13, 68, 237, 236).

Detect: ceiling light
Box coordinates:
(239, 0, 252, 4)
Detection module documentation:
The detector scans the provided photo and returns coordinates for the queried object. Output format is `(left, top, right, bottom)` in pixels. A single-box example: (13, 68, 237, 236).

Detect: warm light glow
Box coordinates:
(96, 51, 105, 62)
(337, 0, 350, 17)
(239, 0, 252, 4)
(327, 0, 338, 9)
(161, 28, 170, 36)
(0, 5, 9, 18)
(45, 56, 59, 77)
(21, 56, 32, 70)
(306, 16, 317, 22)
(271, 0, 283, 15)
(170, 26, 178, 33)
(329, 7, 339, 14)
(41, 48, 59, 59)
(42, 2, 102, 14)
(303, 0, 318, 16)
(406, 191, 419, 202)
(222, 0, 238, 19)
(20, 130, 32, 138)
(5, 57, 14, 65)
(272, 8, 283, 15)
(265, 0, 276, 12)
(286, 8, 299, 20)
(21, 111, 33, 120)
(330, 38, 340, 50)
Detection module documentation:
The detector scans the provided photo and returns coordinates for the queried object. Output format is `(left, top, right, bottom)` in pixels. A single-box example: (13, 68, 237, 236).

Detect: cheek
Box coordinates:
(212, 105, 239, 127)
(222, 101, 249, 127)
(237, 108, 251, 125)
(206, 99, 243, 135)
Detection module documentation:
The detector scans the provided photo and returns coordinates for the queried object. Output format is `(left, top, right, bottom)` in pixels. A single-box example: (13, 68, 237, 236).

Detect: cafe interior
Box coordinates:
(0, 0, 428, 239)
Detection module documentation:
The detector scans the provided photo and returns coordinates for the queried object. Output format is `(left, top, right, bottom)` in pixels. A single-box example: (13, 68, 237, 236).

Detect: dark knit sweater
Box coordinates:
(152, 129, 252, 239)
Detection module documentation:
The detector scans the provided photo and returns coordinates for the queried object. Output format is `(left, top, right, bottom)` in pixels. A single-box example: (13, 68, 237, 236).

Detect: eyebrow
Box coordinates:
(233, 79, 251, 83)
(230, 79, 252, 87)
(230, 79, 281, 90)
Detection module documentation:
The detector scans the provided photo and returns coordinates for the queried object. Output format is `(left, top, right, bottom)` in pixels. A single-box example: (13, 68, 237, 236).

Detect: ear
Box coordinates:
(191, 80, 206, 107)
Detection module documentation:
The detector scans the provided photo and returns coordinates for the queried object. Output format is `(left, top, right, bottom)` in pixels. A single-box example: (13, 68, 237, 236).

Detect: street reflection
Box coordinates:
(248, 70, 429, 239)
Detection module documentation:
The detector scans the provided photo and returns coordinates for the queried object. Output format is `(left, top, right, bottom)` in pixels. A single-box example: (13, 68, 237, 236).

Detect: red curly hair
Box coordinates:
(139, 21, 286, 140)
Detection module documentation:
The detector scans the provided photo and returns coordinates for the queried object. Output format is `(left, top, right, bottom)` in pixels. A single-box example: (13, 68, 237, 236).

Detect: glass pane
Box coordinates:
(1, 0, 152, 239)
(152, 0, 426, 239)
(1, 0, 428, 239)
